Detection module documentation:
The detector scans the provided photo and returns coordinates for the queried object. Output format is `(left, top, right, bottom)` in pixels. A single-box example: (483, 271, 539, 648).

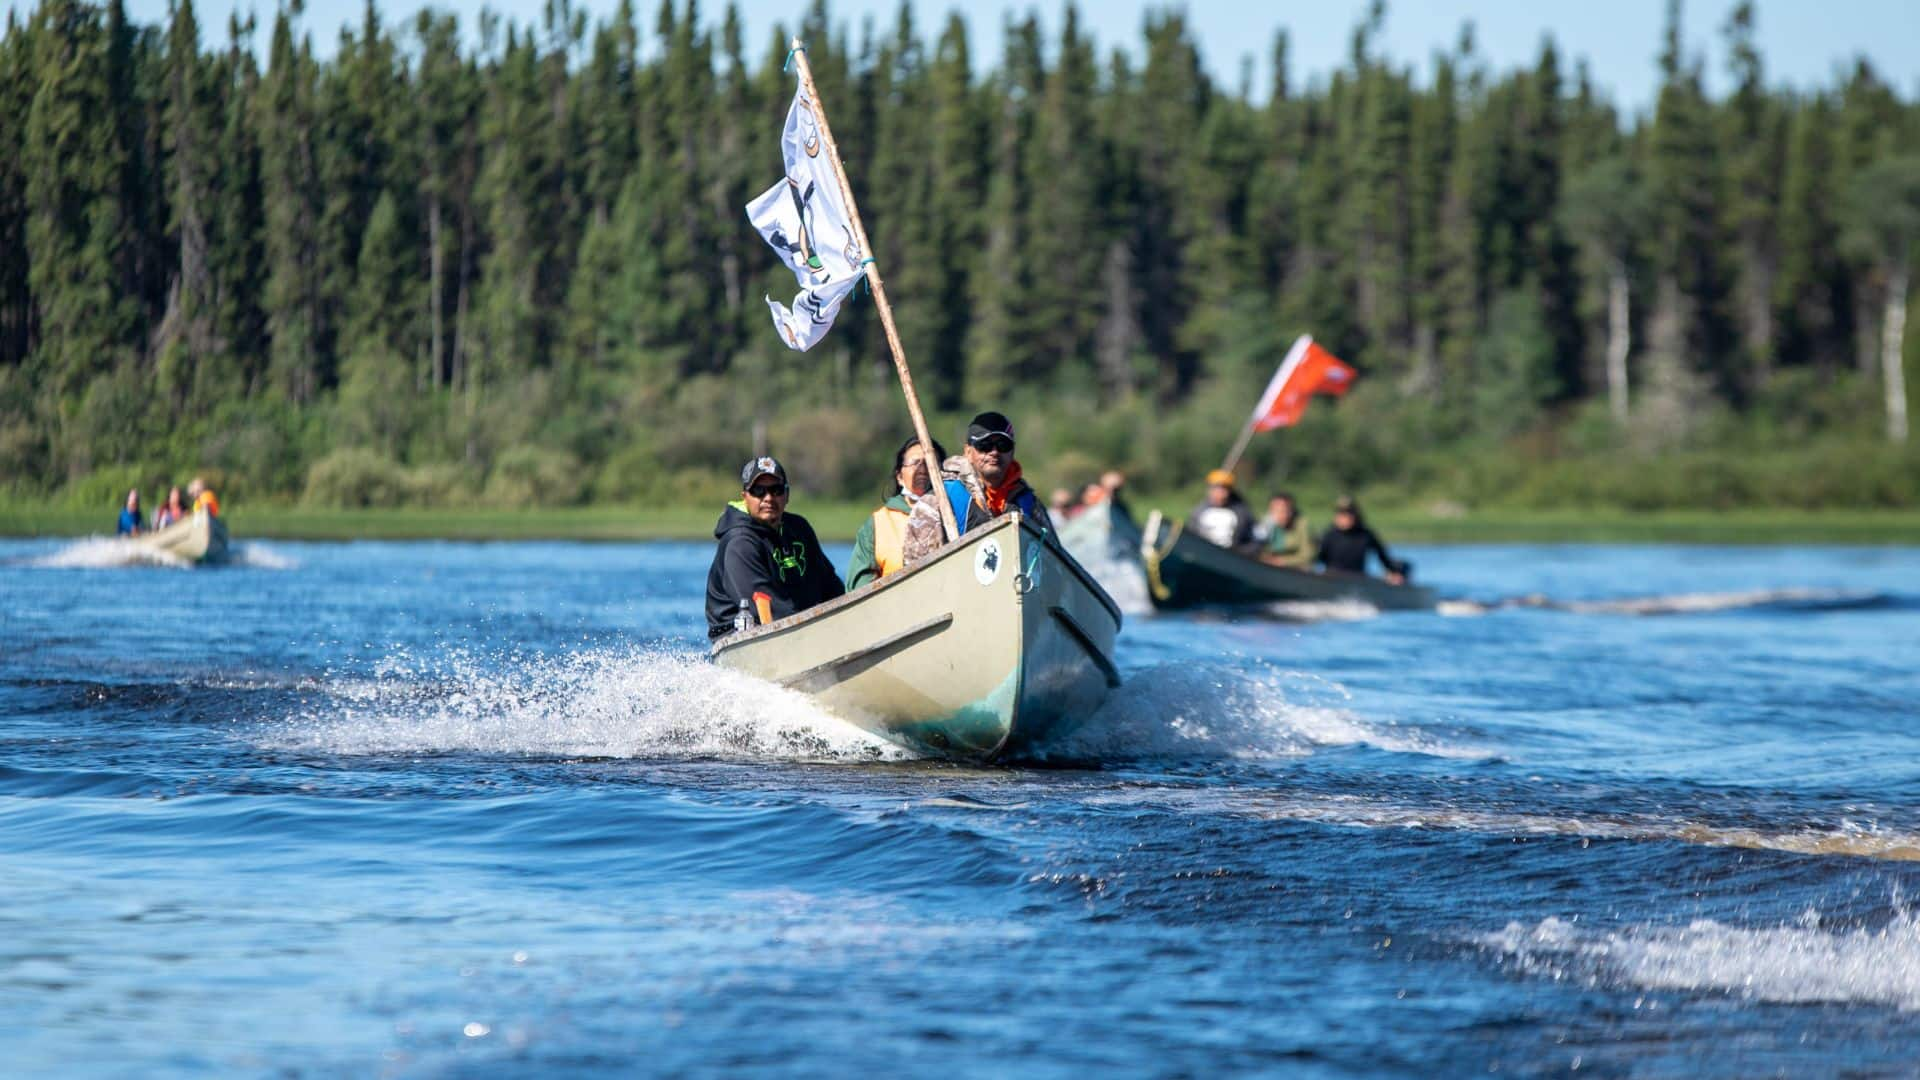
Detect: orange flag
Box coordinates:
(1250, 335, 1357, 432)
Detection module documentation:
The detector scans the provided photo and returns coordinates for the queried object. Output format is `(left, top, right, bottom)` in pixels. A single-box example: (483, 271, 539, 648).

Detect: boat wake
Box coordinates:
(21, 536, 297, 570)
(25, 536, 192, 570)
(1440, 587, 1889, 618)
(1481, 908, 1920, 1011)
(1263, 598, 1382, 623)
(265, 646, 910, 763)
(1033, 662, 1479, 764)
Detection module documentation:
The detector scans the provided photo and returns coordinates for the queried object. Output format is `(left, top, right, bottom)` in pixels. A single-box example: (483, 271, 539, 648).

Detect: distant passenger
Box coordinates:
(1049, 487, 1075, 520)
(942, 411, 1053, 535)
(706, 456, 845, 639)
(1190, 469, 1256, 553)
(116, 489, 144, 537)
(1315, 495, 1408, 584)
(1258, 492, 1315, 569)
(1079, 470, 1130, 518)
(186, 477, 220, 517)
(153, 486, 187, 530)
(845, 436, 950, 592)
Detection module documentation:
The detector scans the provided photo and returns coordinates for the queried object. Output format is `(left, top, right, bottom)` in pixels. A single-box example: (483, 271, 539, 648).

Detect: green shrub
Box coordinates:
(303, 448, 411, 508)
(483, 445, 587, 507)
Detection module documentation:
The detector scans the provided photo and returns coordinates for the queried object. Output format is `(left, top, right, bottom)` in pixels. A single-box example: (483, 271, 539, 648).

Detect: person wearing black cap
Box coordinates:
(942, 410, 1054, 535)
(705, 455, 845, 638)
(1314, 494, 1409, 584)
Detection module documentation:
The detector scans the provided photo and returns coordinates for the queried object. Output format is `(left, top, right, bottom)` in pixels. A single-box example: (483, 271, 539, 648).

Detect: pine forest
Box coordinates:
(3, 0, 1919, 513)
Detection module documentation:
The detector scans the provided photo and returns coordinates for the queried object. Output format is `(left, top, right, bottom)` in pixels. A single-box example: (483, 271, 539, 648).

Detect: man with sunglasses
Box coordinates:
(942, 411, 1054, 536)
(705, 456, 845, 639)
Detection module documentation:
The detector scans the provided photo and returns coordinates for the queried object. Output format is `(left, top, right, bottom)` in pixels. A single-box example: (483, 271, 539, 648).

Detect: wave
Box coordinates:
(1033, 662, 1479, 763)
(1447, 587, 1891, 617)
(1211, 791, 1920, 863)
(1482, 909, 1920, 1010)
(264, 646, 911, 763)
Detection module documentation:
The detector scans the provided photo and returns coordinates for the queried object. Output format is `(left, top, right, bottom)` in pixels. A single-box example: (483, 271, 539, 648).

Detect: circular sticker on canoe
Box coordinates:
(974, 539, 1002, 586)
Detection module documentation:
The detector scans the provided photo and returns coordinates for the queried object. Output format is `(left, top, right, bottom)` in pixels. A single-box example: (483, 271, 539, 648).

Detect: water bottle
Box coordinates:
(733, 598, 756, 634)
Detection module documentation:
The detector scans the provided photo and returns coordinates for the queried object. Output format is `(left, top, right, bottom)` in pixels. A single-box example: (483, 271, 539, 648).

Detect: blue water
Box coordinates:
(5, 536, 1920, 1076)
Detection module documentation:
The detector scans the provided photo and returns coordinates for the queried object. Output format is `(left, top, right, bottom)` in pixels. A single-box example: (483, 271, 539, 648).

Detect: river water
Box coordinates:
(3, 536, 1918, 1076)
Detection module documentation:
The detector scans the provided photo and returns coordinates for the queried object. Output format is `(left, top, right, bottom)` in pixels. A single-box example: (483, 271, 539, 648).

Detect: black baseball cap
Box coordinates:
(741, 456, 788, 487)
(966, 411, 1015, 447)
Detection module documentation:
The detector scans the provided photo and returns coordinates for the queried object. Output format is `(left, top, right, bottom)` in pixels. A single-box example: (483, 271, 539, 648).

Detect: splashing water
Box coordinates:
(27, 536, 192, 570)
(1035, 661, 1476, 763)
(269, 646, 911, 763)
(1482, 909, 1920, 1011)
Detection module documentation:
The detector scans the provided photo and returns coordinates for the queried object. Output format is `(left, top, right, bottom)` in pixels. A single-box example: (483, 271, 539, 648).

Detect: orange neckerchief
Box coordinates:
(982, 460, 1024, 515)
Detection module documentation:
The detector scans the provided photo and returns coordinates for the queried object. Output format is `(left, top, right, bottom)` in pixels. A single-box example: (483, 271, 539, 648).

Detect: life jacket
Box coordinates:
(870, 505, 908, 578)
(194, 490, 220, 517)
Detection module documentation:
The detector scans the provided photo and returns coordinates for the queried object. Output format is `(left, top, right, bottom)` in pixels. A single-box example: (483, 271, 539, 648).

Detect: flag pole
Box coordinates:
(1219, 334, 1313, 477)
(1218, 414, 1260, 477)
(788, 41, 960, 543)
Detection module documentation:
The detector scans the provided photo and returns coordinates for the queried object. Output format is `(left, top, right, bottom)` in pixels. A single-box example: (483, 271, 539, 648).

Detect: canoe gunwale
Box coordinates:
(711, 510, 1120, 658)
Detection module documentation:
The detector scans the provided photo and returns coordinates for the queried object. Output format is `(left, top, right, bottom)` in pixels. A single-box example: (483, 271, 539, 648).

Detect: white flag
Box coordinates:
(745, 81, 865, 351)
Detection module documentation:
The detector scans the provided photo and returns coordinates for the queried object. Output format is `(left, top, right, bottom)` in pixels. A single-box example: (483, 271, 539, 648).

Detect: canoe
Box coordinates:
(1140, 510, 1435, 612)
(712, 511, 1123, 761)
(1054, 498, 1143, 568)
(139, 511, 230, 564)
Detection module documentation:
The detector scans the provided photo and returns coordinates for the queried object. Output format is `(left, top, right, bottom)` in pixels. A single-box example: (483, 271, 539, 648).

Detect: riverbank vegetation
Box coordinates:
(2, 0, 1917, 517)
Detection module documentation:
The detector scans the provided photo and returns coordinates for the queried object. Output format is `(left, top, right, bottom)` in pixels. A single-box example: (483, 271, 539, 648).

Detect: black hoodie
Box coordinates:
(705, 502, 845, 639)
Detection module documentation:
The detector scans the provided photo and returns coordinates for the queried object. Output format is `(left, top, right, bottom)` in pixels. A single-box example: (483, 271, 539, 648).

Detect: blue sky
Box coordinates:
(33, 0, 1920, 113)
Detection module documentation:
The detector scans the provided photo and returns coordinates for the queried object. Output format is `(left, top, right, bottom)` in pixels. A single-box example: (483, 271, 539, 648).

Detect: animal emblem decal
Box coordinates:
(974, 540, 1002, 586)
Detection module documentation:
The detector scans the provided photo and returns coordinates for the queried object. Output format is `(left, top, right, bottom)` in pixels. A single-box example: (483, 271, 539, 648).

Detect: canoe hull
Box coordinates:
(139, 512, 230, 564)
(1142, 513, 1435, 612)
(712, 513, 1121, 761)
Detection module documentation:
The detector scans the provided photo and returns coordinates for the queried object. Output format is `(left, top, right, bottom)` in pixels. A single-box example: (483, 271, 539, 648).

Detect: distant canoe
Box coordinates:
(1141, 510, 1435, 612)
(712, 512, 1122, 762)
(139, 511, 230, 565)
(1054, 499, 1144, 568)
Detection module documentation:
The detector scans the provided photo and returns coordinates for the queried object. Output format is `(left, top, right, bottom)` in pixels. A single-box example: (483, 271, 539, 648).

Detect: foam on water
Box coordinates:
(1263, 598, 1382, 623)
(1038, 662, 1477, 762)
(23, 536, 298, 570)
(27, 536, 192, 570)
(1482, 909, 1920, 1010)
(1222, 792, 1920, 863)
(268, 646, 911, 763)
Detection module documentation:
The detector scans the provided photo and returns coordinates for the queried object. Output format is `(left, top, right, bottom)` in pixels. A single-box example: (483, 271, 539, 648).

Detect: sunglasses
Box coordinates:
(747, 483, 788, 499)
(971, 435, 1014, 454)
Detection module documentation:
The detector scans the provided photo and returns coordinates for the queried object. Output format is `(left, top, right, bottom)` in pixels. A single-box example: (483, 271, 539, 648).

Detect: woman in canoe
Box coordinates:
(845, 435, 949, 591)
(152, 486, 188, 530)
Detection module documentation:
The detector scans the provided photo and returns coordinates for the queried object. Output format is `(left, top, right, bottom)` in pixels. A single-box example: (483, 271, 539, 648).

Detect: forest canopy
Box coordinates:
(2, 0, 1917, 512)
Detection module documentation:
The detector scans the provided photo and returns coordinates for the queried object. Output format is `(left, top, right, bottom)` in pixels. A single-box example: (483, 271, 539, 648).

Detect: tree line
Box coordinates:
(2, 0, 1918, 512)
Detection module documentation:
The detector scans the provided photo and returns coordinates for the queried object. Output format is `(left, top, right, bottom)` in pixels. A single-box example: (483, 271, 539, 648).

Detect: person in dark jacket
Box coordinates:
(1190, 469, 1258, 553)
(1315, 495, 1408, 583)
(941, 411, 1054, 535)
(705, 456, 845, 639)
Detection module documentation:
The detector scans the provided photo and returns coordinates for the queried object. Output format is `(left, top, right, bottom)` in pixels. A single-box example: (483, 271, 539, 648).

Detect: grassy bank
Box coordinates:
(7, 501, 1920, 545)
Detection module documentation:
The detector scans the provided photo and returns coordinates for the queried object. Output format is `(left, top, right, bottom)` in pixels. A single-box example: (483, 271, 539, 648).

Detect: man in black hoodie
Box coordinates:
(706, 456, 845, 639)
(1314, 494, 1409, 584)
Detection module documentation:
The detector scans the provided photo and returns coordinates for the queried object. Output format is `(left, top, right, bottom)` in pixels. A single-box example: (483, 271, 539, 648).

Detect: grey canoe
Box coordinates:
(1140, 510, 1436, 612)
(139, 511, 230, 565)
(712, 511, 1123, 761)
